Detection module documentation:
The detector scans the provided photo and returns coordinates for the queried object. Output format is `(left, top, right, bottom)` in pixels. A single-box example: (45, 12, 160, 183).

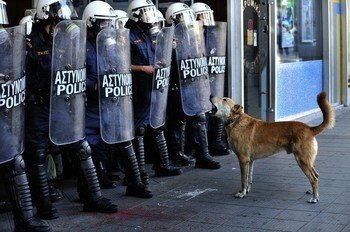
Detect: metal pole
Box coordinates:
(227, 0, 244, 105)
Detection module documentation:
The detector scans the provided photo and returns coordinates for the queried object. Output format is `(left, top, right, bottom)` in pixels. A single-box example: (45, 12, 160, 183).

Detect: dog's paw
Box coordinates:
(308, 197, 319, 203)
(234, 191, 246, 198)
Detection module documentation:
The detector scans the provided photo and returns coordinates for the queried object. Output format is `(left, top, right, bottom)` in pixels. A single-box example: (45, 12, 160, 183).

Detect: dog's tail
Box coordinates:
(311, 91, 335, 136)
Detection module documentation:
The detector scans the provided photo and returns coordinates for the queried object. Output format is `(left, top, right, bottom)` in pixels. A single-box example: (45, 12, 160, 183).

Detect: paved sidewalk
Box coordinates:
(1, 106, 350, 232)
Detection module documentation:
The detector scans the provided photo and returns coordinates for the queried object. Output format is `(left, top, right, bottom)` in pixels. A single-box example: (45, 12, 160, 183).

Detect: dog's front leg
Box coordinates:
(247, 161, 254, 193)
(235, 159, 250, 198)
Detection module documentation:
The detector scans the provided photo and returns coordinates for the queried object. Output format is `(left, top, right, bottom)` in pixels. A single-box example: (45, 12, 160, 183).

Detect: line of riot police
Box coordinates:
(0, 0, 228, 231)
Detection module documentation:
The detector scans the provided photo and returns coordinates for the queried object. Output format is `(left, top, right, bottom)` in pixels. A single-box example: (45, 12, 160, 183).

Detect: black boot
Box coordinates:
(170, 120, 195, 166)
(25, 149, 59, 220)
(209, 117, 231, 156)
(2, 155, 51, 232)
(94, 159, 117, 189)
(194, 114, 221, 169)
(154, 130, 183, 177)
(133, 127, 150, 185)
(76, 141, 118, 213)
(120, 142, 153, 198)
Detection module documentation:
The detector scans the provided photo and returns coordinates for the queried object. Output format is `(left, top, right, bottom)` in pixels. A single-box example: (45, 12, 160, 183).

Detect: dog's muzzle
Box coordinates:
(209, 96, 218, 115)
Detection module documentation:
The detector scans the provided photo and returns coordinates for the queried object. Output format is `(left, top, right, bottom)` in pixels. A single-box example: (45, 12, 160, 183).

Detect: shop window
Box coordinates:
(277, 0, 322, 63)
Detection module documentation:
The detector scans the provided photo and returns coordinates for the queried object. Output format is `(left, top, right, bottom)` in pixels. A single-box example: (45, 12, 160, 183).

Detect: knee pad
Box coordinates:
(13, 154, 26, 175)
(195, 113, 207, 123)
(136, 126, 146, 137)
(119, 141, 133, 150)
(173, 118, 186, 129)
(28, 149, 47, 165)
(153, 126, 164, 135)
(77, 141, 92, 161)
(154, 129, 165, 140)
(1, 155, 27, 186)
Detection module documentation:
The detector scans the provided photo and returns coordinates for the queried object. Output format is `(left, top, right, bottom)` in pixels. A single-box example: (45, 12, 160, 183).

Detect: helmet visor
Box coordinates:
(0, 1, 8, 25)
(137, 6, 158, 24)
(157, 19, 165, 29)
(172, 10, 195, 25)
(196, 11, 215, 26)
(95, 19, 115, 29)
(48, 2, 63, 19)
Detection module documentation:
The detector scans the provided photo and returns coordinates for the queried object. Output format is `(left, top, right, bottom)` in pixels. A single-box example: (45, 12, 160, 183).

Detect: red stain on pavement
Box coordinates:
(91, 206, 195, 228)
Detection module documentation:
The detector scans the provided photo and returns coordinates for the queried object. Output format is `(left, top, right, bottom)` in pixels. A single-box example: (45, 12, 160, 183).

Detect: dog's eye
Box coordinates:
(223, 98, 227, 102)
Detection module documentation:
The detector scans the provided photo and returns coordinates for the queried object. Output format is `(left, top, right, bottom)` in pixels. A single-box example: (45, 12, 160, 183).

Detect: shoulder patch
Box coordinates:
(37, 50, 49, 56)
(134, 39, 142, 44)
(152, 39, 157, 44)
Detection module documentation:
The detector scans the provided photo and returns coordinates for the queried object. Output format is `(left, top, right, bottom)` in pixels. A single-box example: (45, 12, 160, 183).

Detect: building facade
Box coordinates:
(227, 0, 350, 121)
(9, 0, 350, 121)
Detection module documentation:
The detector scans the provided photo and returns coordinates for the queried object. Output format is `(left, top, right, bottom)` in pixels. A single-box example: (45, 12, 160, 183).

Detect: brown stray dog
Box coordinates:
(209, 92, 335, 203)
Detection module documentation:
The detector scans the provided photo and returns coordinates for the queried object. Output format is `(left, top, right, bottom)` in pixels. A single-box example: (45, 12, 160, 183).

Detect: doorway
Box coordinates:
(243, 0, 270, 120)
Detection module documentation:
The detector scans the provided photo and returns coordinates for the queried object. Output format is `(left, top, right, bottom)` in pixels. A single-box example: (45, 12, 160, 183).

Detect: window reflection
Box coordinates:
(277, 0, 322, 63)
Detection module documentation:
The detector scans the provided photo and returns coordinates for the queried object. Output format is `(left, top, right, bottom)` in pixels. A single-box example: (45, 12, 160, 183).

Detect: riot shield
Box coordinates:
(206, 22, 227, 97)
(0, 25, 26, 164)
(175, 21, 211, 116)
(149, 26, 174, 129)
(97, 27, 134, 144)
(49, 20, 87, 145)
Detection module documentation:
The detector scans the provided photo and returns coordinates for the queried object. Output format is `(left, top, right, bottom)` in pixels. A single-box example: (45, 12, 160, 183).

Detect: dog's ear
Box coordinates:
(232, 104, 243, 114)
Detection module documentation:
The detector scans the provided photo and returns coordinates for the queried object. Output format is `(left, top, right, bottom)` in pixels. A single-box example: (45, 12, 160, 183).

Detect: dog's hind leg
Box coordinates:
(306, 167, 319, 196)
(312, 167, 319, 178)
(294, 151, 319, 203)
(235, 157, 250, 198)
(247, 161, 254, 193)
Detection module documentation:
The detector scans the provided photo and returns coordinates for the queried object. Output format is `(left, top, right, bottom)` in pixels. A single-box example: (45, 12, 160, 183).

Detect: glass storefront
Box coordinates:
(277, 0, 323, 63)
(276, 0, 323, 120)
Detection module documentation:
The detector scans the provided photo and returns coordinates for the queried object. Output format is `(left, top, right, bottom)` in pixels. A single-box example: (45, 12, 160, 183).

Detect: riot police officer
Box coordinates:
(25, 0, 118, 217)
(157, 10, 166, 29)
(82, 1, 117, 189)
(82, 0, 152, 198)
(126, 0, 182, 177)
(115, 9, 129, 29)
(191, 2, 231, 156)
(165, 3, 221, 169)
(0, 1, 51, 231)
(19, 14, 34, 35)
